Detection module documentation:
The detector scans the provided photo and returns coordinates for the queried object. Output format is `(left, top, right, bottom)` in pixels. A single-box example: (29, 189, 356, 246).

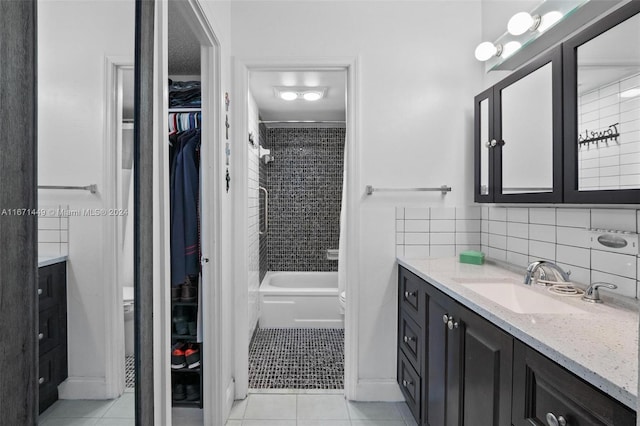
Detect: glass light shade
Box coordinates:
(620, 88, 640, 98)
(303, 92, 322, 101)
(280, 91, 298, 101)
(501, 41, 522, 58)
(508, 12, 535, 36)
(538, 11, 563, 33)
(475, 42, 499, 61)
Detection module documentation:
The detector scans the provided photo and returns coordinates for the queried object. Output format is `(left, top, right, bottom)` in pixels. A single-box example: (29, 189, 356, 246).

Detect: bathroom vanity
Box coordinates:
(397, 257, 637, 426)
(38, 257, 68, 414)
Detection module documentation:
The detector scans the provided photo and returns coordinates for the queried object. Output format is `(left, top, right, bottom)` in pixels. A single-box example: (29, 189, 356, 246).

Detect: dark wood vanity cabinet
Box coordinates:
(38, 261, 68, 414)
(512, 341, 635, 426)
(397, 265, 636, 426)
(398, 267, 513, 426)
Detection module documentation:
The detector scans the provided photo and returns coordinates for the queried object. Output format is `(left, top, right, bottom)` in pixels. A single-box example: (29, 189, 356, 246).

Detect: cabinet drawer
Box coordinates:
(38, 262, 66, 311)
(512, 341, 636, 426)
(39, 305, 61, 355)
(398, 350, 421, 424)
(399, 267, 425, 324)
(399, 311, 422, 372)
(38, 350, 57, 414)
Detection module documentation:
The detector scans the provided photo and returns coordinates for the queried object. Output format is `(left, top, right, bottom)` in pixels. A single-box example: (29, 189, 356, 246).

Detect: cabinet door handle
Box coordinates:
(404, 291, 416, 298)
(403, 335, 415, 343)
(38, 333, 44, 340)
(545, 412, 567, 426)
(447, 319, 459, 330)
(442, 314, 450, 324)
(39, 377, 45, 385)
(38, 288, 43, 296)
(402, 379, 413, 388)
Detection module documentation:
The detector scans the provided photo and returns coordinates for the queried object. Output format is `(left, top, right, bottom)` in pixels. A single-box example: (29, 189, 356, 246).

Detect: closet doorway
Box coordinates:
(164, 1, 223, 425)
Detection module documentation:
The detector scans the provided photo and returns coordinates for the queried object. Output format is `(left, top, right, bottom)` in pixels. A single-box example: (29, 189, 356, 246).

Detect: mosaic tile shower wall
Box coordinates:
(265, 127, 345, 272)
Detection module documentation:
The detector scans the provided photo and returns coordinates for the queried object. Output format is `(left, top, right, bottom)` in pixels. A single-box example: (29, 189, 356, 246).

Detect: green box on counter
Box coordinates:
(459, 250, 485, 265)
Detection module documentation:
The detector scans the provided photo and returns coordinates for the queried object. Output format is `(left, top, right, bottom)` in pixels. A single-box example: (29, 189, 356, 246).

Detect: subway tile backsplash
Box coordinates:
(396, 205, 640, 299)
(481, 206, 640, 299)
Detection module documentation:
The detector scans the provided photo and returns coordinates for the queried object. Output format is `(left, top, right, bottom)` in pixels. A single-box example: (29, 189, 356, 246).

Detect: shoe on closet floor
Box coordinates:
(185, 384, 200, 401)
(181, 283, 197, 303)
(185, 343, 200, 369)
(173, 383, 186, 401)
(188, 321, 197, 336)
(171, 286, 181, 302)
(171, 342, 186, 369)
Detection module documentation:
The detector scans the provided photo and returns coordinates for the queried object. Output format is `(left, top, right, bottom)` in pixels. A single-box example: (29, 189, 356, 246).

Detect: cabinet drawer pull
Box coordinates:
(39, 377, 45, 385)
(38, 333, 44, 340)
(402, 379, 413, 388)
(447, 319, 459, 330)
(545, 412, 567, 426)
(403, 335, 415, 343)
(442, 314, 451, 324)
(404, 291, 416, 298)
(38, 288, 43, 296)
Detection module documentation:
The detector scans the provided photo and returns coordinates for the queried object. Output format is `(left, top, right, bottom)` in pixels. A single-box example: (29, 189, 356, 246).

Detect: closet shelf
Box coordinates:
(168, 107, 201, 113)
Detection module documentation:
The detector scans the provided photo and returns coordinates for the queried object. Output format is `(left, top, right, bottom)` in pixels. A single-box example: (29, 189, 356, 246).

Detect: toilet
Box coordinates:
(123, 286, 134, 356)
(338, 290, 346, 315)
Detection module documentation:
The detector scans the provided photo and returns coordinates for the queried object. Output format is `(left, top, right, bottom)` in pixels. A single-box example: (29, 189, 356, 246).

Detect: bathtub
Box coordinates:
(259, 271, 343, 328)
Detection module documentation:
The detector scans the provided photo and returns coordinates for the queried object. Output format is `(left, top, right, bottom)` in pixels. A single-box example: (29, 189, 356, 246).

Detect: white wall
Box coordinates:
(197, 0, 236, 419)
(230, 0, 483, 397)
(38, 0, 134, 397)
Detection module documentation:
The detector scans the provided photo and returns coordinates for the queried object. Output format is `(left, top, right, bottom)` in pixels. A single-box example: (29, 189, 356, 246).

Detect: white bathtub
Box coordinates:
(259, 271, 343, 328)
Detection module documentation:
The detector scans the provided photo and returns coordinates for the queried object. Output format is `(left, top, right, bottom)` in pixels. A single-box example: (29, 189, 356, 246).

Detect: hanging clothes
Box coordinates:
(170, 128, 201, 286)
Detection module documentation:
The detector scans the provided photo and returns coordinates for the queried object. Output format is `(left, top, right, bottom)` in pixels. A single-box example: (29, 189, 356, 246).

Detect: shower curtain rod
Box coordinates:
(259, 120, 346, 124)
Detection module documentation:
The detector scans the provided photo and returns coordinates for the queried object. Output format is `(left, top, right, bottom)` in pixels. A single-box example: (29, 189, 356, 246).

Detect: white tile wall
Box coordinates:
(480, 206, 640, 299)
(395, 207, 481, 259)
(38, 205, 70, 256)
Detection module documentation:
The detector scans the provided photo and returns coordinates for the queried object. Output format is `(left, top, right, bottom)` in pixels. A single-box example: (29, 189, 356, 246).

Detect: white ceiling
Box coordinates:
(249, 70, 346, 122)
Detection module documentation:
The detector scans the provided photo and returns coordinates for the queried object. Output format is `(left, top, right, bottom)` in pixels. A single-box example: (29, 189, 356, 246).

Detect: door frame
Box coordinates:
(103, 57, 134, 399)
(155, 0, 225, 424)
(231, 56, 360, 400)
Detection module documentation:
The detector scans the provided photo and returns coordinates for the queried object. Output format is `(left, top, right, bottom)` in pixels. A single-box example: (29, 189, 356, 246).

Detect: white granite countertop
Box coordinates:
(398, 256, 638, 410)
(38, 255, 68, 268)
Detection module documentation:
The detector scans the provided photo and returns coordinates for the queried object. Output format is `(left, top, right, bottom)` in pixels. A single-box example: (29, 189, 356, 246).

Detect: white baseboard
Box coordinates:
(353, 379, 405, 402)
(58, 377, 110, 400)
(224, 379, 235, 421)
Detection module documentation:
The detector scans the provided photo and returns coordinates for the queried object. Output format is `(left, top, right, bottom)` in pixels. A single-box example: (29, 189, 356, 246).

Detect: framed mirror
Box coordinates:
(564, 1, 640, 203)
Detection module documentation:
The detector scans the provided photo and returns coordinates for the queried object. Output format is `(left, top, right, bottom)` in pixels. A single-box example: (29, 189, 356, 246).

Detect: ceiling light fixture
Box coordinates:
(279, 91, 298, 101)
(507, 12, 541, 36)
(274, 86, 327, 102)
(474, 42, 503, 62)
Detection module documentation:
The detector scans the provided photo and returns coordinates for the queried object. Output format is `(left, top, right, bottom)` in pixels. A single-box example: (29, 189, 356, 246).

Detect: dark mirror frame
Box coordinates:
(473, 87, 495, 203)
(563, 0, 640, 204)
(474, 46, 564, 203)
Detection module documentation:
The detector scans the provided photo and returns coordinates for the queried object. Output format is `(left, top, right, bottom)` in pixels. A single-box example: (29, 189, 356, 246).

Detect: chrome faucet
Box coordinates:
(524, 260, 571, 285)
(582, 282, 617, 303)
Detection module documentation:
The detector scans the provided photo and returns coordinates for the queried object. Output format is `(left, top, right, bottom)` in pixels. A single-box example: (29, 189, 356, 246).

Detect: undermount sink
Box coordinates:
(459, 282, 589, 314)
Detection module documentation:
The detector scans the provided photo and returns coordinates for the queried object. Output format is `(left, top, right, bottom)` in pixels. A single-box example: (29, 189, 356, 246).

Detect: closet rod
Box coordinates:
(38, 184, 97, 194)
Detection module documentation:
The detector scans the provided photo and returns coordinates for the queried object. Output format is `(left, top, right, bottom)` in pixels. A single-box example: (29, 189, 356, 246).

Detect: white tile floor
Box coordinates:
(227, 393, 418, 426)
(38, 391, 417, 426)
(38, 389, 135, 426)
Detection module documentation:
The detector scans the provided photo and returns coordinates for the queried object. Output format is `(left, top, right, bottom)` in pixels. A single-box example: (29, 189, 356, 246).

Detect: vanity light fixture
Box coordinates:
(620, 88, 640, 98)
(274, 86, 327, 102)
(508, 12, 541, 36)
(501, 41, 522, 59)
(474, 42, 503, 62)
(537, 11, 563, 33)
